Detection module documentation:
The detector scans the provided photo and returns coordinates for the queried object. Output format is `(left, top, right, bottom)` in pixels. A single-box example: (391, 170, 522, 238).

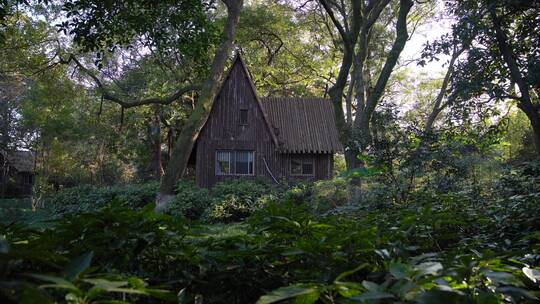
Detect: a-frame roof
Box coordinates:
(208, 52, 342, 154)
(232, 53, 280, 148)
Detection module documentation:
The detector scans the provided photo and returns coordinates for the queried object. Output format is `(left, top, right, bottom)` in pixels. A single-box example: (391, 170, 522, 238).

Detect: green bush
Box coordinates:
(2, 186, 540, 303)
(47, 182, 158, 216)
(282, 182, 313, 205)
(164, 180, 211, 219)
(203, 179, 279, 223)
(310, 177, 348, 213)
(495, 161, 540, 197)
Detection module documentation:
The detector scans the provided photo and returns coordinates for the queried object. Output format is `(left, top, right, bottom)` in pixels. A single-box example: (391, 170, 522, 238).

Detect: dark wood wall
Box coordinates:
(196, 60, 333, 188)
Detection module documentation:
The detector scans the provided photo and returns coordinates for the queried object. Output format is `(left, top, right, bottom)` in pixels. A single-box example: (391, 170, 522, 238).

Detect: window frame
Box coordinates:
(290, 155, 315, 176)
(239, 109, 248, 125)
(234, 150, 255, 176)
(215, 150, 255, 176)
(215, 150, 232, 176)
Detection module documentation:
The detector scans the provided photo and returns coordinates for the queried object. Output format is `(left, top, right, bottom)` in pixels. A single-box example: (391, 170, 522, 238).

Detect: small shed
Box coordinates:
(0, 150, 35, 197)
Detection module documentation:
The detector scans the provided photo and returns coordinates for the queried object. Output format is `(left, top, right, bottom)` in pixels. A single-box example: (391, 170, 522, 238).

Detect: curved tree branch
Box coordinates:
(62, 54, 200, 109)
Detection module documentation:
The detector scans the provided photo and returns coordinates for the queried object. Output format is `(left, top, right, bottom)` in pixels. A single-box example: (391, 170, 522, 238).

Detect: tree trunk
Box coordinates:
(354, 0, 413, 132)
(489, 5, 540, 157)
(155, 0, 244, 210)
(424, 45, 463, 134)
(320, 0, 361, 147)
(518, 103, 540, 156)
(344, 0, 413, 202)
(149, 107, 163, 180)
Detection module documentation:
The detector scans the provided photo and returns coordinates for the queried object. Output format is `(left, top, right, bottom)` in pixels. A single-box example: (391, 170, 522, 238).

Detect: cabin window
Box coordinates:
(216, 150, 254, 175)
(290, 156, 314, 176)
(21, 173, 33, 185)
(235, 150, 254, 175)
(216, 151, 232, 175)
(239, 109, 248, 125)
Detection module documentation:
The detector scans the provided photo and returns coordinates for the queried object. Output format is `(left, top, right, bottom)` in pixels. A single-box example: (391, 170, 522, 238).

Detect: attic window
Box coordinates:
(239, 109, 248, 125)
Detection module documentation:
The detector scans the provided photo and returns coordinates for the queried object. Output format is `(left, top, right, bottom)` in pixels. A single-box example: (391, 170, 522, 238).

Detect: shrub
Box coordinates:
(164, 180, 211, 219)
(494, 161, 540, 197)
(282, 182, 313, 205)
(46, 182, 158, 216)
(2, 186, 540, 303)
(203, 179, 279, 223)
(310, 177, 348, 213)
(116, 182, 160, 209)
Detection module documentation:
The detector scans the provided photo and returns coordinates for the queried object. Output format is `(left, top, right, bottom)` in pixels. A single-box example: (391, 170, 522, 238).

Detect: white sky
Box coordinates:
(401, 0, 454, 73)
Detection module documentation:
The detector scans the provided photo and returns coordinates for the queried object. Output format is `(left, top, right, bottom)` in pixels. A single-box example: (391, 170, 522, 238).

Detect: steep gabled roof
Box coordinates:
(262, 97, 343, 154)
(233, 54, 280, 148)
(206, 52, 342, 154)
(0, 150, 35, 172)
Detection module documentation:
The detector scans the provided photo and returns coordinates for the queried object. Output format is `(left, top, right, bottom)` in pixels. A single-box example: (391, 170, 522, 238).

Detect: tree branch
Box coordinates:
(62, 54, 200, 109)
(319, 0, 348, 43)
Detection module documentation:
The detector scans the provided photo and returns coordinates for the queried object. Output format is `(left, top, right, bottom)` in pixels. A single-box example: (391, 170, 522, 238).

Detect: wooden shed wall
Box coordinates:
(195, 59, 333, 188)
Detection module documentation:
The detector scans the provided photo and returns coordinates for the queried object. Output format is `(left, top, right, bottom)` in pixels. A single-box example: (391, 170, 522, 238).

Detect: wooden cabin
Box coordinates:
(194, 54, 342, 188)
(0, 150, 35, 197)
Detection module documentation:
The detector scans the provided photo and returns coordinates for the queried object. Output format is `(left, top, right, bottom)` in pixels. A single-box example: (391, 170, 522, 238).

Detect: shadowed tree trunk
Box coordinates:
(489, 5, 540, 156)
(155, 0, 244, 210)
(148, 106, 163, 180)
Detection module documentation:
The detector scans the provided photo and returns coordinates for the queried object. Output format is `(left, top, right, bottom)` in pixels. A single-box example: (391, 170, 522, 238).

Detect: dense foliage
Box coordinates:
(1, 162, 540, 303)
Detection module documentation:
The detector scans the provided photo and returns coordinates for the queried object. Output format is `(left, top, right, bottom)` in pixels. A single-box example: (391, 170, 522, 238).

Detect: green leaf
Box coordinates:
(416, 288, 466, 304)
(291, 290, 320, 304)
(64, 251, 93, 281)
(334, 281, 363, 298)
(178, 288, 189, 304)
(361, 281, 379, 292)
(390, 262, 410, 280)
(350, 291, 394, 301)
(127, 276, 146, 289)
(415, 262, 443, 277)
(335, 264, 369, 282)
(144, 288, 177, 302)
(484, 271, 523, 286)
(0, 235, 9, 254)
(82, 278, 128, 289)
(497, 286, 538, 301)
(26, 274, 79, 293)
(281, 248, 305, 256)
(256, 285, 319, 304)
(523, 267, 540, 284)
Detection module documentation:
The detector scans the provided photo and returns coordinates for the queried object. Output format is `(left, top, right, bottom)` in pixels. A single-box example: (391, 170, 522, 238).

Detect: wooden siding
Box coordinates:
(196, 58, 334, 188)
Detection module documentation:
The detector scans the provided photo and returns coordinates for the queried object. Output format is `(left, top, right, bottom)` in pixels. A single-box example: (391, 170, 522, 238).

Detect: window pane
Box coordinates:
(248, 152, 254, 174)
(216, 151, 231, 175)
(235, 151, 253, 175)
(291, 157, 302, 175)
(302, 162, 313, 175)
(239, 109, 248, 125)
